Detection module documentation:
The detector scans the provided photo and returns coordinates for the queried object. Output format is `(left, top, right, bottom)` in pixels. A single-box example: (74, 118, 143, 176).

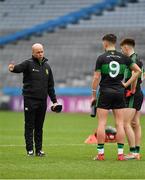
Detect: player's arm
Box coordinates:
(91, 56, 101, 104)
(91, 71, 101, 101)
(123, 63, 141, 88)
(131, 71, 137, 94)
(8, 60, 28, 73)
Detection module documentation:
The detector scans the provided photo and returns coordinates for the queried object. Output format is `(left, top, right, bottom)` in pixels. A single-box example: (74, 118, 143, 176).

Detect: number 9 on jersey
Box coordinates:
(109, 61, 120, 78)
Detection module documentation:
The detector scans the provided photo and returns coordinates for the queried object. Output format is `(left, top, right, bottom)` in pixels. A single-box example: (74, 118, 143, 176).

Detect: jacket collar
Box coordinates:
(32, 56, 48, 65)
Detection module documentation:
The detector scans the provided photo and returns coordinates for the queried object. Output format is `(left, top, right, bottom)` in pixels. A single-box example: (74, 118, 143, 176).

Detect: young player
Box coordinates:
(120, 38, 145, 160)
(91, 34, 141, 161)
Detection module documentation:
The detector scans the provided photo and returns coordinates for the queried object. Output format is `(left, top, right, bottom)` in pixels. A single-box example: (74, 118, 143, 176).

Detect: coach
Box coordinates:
(8, 43, 60, 157)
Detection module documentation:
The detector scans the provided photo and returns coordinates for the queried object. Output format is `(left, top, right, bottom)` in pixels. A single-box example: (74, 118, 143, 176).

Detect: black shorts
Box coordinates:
(125, 90, 144, 111)
(97, 89, 126, 110)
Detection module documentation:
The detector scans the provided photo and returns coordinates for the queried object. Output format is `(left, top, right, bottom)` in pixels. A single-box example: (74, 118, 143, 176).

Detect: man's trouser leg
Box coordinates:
(34, 99, 47, 153)
(24, 97, 36, 152)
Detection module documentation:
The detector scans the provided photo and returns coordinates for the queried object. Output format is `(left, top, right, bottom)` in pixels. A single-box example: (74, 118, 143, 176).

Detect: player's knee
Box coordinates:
(124, 122, 131, 130)
(124, 118, 132, 126)
(131, 121, 136, 128)
(115, 121, 124, 128)
(132, 121, 140, 128)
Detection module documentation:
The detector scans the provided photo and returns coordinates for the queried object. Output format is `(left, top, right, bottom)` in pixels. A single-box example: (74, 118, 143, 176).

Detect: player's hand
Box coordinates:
(125, 90, 132, 97)
(90, 97, 96, 107)
(8, 64, 15, 72)
(122, 82, 127, 88)
(90, 97, 97, 117)
(131, 88, 136, 94)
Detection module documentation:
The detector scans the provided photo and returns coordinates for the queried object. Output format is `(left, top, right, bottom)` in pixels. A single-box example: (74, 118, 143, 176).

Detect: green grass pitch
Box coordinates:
(0, 111, 145, 179)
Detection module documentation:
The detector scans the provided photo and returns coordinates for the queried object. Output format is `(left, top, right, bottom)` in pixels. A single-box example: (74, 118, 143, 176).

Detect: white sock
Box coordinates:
(118, 148, 123, 155)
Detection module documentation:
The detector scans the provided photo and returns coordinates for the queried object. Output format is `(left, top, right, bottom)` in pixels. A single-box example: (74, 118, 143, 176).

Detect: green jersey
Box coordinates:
(124, 53, 144, 91)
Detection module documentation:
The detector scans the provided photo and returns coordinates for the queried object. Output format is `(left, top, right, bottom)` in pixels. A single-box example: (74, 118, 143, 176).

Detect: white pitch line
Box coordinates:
(0, 144, 86, 147)
(0, 143, 118, 147)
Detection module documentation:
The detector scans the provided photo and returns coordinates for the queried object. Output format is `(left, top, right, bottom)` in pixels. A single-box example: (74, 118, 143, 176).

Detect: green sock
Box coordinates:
(135, 146, 140, 153)
(117, 143, 124, 154)
(97, 144, 104, 154)
(130, 147, 136, 153)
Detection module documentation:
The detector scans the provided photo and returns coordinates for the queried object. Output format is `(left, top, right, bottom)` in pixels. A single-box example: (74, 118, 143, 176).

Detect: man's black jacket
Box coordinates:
(12, 56, 57, 103)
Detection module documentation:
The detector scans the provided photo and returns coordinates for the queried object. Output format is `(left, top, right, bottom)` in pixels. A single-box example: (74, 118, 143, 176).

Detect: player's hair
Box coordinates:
(120, 38, 135, 47)
(102, 34, 117, 44)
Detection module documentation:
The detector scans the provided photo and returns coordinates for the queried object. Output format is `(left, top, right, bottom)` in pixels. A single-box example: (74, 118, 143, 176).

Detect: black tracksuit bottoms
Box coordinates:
(24, 97, 47, 152)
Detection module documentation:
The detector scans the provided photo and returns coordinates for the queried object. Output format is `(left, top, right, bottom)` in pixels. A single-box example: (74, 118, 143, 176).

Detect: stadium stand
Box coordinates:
(0, 0, 145, 95)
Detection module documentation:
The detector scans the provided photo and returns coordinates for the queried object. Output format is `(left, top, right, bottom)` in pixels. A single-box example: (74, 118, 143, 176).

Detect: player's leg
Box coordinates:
(94, 89, 111, 160)
(97, 108, 108, 143)
(111, 89, 127, 160)
(128, 90, 143, 159)
(94, 108, 108, 160)
(131, 111, 141, 159)
(132, 90, 143, 159)
(113, 109, 125, 160)
(124, 108, 136, 153)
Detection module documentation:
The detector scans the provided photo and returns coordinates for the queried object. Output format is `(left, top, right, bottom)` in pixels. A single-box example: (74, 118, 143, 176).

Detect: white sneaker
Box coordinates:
(124, 153, 136, 160)
(36, 150, 45, 157)
(27, 150, 34, 156)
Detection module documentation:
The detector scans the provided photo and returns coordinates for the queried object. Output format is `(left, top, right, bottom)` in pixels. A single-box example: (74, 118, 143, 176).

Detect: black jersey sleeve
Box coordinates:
(12, 60, 29, 73)
(95, 56, 102, 72)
